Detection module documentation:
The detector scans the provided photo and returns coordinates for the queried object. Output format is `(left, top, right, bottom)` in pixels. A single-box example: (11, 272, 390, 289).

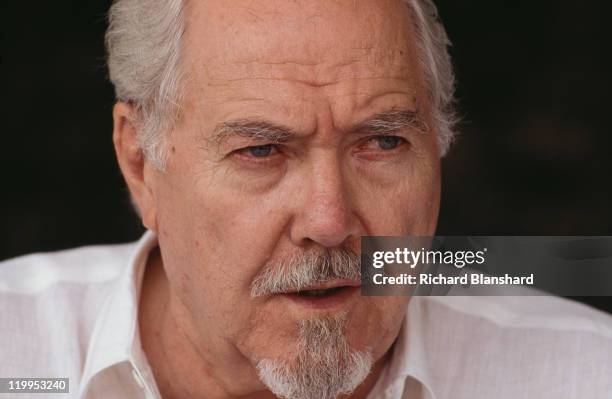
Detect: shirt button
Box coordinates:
(132, 367, 146, 389)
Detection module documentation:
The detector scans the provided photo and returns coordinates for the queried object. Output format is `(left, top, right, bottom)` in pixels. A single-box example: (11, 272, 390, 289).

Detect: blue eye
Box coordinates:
(375, 136, 402, 150)
(247, 145, 274, 157)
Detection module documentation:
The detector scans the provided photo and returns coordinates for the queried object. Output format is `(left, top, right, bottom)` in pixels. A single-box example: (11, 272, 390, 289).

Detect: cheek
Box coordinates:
(355, 156, 441, 236)
(157, 160, 284, 274)
(153, 166, 294, 328)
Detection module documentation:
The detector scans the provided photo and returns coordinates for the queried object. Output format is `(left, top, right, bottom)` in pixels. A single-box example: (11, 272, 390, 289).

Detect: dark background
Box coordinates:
(2, 1, 611, 312)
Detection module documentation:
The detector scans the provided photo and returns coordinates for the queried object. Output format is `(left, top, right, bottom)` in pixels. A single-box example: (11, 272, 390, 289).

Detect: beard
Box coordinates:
(256, 312, 373, 399)
(251, 248, 372, 399)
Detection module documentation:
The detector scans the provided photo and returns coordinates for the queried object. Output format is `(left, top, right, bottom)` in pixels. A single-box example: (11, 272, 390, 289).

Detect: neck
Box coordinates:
(139, 247, 389, 399)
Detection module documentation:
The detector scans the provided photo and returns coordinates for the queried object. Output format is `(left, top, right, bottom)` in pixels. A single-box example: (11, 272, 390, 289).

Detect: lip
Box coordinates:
(278, 279, 362, 311)
(286, 279, 361, 293)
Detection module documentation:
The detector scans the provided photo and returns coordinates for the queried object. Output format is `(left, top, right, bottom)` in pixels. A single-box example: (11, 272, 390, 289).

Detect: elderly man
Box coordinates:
(1, 0, 611, 398)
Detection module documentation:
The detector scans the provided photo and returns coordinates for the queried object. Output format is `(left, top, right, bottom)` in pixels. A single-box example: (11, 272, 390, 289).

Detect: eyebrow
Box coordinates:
(210, 108, 427, 145)
(351, 109, 428, 135)
(211, 120, 296, 145)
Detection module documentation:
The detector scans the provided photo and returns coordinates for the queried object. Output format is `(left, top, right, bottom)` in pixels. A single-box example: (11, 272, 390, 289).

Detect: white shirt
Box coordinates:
(1, 232, 611, 399)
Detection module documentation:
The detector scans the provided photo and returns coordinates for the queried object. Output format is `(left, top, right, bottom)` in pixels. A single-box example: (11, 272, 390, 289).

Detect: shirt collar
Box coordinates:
(372, 297, 437, 399)
(78, 231, 159, 398)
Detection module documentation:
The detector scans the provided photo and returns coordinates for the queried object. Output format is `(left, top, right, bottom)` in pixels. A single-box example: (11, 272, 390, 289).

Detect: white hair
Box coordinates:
(106, 0, 457, 170)
(257, 313, 373, 399)
(106, 0, 186, 168)
(250, 248, 360, 298)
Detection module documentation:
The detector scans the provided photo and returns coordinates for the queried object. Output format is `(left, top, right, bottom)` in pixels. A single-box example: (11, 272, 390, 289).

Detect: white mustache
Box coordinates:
(250, 249, 361, 298)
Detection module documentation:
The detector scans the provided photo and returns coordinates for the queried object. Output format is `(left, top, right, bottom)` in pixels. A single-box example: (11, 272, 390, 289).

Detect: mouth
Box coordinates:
(279, 280, 361, 310)
(294, 286, 349, 298)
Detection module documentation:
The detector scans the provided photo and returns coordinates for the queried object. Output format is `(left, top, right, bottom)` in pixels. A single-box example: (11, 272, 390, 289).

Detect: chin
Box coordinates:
(255, 312, 374, 399)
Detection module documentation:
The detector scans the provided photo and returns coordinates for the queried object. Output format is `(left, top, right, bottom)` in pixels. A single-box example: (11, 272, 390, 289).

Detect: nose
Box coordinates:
(289, 153, 361, 248)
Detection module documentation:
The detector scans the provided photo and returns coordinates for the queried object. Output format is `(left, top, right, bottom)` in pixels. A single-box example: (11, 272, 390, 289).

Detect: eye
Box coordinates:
(230, 144, 284, 167)
(242, 144, 277, 158)
(361, 135, 407, 152)
(374, 136, 403, 150)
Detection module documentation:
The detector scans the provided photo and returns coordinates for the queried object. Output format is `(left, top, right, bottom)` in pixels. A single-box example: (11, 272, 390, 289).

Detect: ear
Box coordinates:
(112, 102, 158, 232)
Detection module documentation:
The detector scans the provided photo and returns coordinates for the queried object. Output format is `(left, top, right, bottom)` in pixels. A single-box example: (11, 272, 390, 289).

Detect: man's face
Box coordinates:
(147, 0, 440, 394)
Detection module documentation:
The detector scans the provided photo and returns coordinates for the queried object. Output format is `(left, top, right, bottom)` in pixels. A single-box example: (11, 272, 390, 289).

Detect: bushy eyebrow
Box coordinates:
(351, 109, 428, 135)
(210, 108, 427, 145)
(211, 120, 295, 145)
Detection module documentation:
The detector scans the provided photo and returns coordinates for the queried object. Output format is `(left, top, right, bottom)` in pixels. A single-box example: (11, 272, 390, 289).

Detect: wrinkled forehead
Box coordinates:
(182, 0, 421, 85)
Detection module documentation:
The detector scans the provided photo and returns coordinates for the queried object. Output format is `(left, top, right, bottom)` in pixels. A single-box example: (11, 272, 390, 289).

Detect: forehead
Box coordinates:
(181, 0, 425, 131)
(187, 0, 410, 59)
(185, 0, 417, 78)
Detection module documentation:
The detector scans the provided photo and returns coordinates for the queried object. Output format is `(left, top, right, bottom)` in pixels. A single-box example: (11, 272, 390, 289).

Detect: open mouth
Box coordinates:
(293, 286, 350, 298)
(280, 281, 360, 309)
